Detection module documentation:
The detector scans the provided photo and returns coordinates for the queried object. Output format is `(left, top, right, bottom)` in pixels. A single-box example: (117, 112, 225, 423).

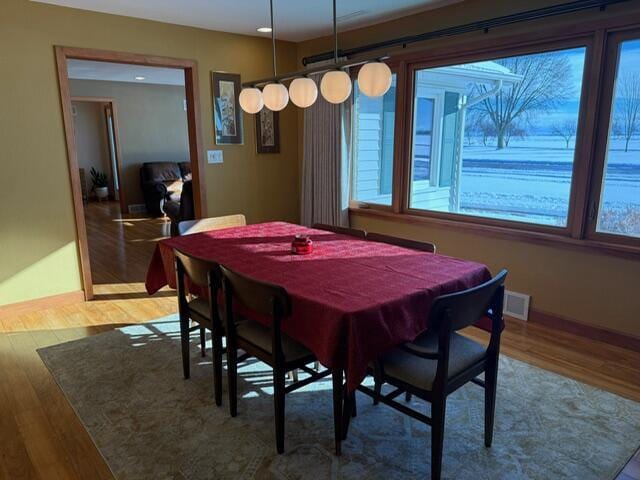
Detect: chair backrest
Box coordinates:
(219, 265, 290, 319)
(366, 232, 436, 253)
(178, 214, 246, 236)
(220, 265, 291, 362)
(430, 270, 508, 334)
(313, 223, 366, 239)
(174, 249, 222, 328)
(174, 249, 219, 288)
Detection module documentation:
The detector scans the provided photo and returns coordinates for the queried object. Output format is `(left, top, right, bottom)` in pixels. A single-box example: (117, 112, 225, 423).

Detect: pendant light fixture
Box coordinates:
(289, 77, 318, 108)
(261, 0, 289, 112)
(239, 87, 264, 114)
(241, 0, 394, 112)
(319, 0, 351, 104)
(357, 61, 392, 97)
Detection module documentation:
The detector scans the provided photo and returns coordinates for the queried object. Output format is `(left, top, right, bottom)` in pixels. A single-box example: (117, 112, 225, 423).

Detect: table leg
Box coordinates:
(332, 369, 343, 456)
(341, 387, 355, 440)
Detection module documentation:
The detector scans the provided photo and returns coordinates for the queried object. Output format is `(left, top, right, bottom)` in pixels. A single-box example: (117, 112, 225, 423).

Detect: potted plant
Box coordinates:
(90, 167, 109, 200)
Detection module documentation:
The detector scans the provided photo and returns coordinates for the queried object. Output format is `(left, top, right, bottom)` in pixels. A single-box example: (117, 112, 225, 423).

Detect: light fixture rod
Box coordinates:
(333, 0, 338, 64)
(270, 0, 276, 76)
(242, 54, 390, 88)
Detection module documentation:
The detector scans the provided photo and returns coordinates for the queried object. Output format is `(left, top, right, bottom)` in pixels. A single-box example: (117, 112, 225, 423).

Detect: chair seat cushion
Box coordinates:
(381, 332, 486, 391)
(188, 297, 224, 327)
(236, 319, 313, 363)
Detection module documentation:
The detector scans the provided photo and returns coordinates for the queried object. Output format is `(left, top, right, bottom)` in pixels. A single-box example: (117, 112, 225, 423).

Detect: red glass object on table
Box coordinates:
(291, 234, 313, 255)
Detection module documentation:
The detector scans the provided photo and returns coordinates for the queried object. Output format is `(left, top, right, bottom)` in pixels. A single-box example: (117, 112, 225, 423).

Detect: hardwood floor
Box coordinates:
(85, 201, 171, 292)
(1, 202, 638, 479)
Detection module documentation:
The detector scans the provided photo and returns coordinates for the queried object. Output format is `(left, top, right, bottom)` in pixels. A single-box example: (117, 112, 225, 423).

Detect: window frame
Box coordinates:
(585, 28, 640, 248)
(348, 13, 640, 258)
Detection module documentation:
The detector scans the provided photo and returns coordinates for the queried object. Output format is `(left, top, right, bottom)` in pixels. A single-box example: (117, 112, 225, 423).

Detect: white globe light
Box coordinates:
(238, 88, 264, 114)
(358, 62, 392, 97)
(262, 83, 289, 111)
(288, 77, 318, 108)
(320, 70, 352, 104)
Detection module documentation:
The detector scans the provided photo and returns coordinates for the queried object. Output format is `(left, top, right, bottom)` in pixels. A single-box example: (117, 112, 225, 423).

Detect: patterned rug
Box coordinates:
(38, 316, 640, 479)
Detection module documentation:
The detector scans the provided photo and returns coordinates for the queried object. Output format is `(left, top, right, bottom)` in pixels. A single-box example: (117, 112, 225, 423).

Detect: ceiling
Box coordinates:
(67, 60, 185, 86)
(33, 0, 461, 42)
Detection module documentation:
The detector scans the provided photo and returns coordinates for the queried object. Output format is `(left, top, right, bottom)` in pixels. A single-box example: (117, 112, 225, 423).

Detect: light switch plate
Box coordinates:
(207, 150, 223, 164)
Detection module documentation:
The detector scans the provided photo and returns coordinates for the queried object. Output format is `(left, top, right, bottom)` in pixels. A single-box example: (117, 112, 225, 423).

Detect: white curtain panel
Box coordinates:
(300, 71, 352, 227)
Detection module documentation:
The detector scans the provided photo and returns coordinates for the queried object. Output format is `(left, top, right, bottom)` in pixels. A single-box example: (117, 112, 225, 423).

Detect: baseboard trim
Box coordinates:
(528, 308, 640, 353)
(0, 291, 85, 320)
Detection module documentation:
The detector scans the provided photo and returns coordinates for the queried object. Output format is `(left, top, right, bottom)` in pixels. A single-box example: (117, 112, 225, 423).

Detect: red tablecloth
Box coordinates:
(146, 222, 492, 392)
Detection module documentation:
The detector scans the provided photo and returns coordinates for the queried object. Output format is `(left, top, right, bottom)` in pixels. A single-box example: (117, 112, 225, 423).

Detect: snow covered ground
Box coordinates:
(457, 135, 640, 233)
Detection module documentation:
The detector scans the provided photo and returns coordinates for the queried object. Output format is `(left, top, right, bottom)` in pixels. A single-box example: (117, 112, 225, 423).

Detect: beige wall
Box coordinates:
(72, 100, 111, 198)
(298, 0, 640, 339)
(71, 79, 190, 206)
(0, 0, 300, 306)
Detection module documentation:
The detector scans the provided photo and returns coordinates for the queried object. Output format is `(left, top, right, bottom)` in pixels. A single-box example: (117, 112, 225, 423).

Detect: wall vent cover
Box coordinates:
(128, 204, 147, 214)
(504, 290, 530, 321)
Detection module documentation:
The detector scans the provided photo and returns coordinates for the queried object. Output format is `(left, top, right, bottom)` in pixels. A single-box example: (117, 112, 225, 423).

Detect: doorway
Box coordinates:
(71, 97, 125, 213)
(55, 46, 207, 300)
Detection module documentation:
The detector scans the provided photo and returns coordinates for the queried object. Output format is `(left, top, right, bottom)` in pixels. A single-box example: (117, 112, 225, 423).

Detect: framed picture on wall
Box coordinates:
(211, 72, 243, 145)
(255, 108, 280, 154)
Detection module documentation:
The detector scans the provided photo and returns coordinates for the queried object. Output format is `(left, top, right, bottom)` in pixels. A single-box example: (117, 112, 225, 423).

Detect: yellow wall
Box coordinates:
(298, 0, 640, 339)
(0, 0, 300, 305)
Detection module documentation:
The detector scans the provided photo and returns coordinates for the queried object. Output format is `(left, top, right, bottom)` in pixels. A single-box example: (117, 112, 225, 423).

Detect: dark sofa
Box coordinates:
(140, 161, 192, 216)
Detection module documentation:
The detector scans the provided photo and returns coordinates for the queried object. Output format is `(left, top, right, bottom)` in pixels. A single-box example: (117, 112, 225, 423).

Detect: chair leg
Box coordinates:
(200, 327, 206, 357)
(332, 369, 343, 456)
(351, 391, 357, 418)
(405, 392, 412, 402)
(227, 344, 238, 417)
(485, 358, 499, 448)
(431, 397, 447, 480)
(213, 333, 223, 407)
(274, 368, 286, 454)
(179, 314, 190, 379)
(372, 379, 381, 405)
(372, 364, 383, 406)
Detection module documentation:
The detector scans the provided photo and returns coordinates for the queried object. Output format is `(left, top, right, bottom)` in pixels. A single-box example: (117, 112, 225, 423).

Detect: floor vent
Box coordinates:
(504, 290, 530, 321)
(128, 204, 147, 214)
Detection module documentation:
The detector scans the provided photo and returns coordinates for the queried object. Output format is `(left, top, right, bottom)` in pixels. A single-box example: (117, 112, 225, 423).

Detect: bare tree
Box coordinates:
(551, 119, 577, 149)
(473, 52, 573, 149)
(616, 72, 640, 153)
(504, 122, 527, 148)
(478, 118, 497, 146)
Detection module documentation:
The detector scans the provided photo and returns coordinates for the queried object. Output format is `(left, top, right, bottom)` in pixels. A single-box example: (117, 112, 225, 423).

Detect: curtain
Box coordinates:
(300, 73, 352, 227)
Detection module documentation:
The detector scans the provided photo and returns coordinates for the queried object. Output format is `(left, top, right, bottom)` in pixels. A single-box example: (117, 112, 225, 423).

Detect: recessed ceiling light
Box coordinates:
(257, 27, 272, 33)
(135, 76, 145, 81)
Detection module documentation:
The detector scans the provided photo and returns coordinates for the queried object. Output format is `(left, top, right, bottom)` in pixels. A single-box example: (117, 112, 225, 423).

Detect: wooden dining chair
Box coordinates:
(220, 265, 341, 455)
(366, 231, 436, 253)
(174, 249, 226, 406)
(178, 214, 246, 236)
(313, 223, 366, 239)
(360, 270, 507, 480)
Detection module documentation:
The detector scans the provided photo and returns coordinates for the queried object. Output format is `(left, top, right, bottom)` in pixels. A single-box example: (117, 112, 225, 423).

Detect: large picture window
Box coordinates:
(349, 23, 640, 256)
(408, 48, 587, 226)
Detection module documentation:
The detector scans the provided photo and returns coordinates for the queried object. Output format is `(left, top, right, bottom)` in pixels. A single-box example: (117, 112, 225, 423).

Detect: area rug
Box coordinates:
(38, 316, 640, 479)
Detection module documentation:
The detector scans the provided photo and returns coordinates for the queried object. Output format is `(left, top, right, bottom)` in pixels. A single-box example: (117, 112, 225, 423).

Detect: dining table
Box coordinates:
(145, 221, 494, 396)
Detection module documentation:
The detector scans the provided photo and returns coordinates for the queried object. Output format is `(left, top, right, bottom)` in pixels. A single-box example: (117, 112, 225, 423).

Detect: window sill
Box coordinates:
(349, 206, 640, 261)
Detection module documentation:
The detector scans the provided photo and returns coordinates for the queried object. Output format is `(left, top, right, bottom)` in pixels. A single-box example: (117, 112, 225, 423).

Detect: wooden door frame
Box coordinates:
(70, 96, 127, 214)
(55, 46, 207, 300)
